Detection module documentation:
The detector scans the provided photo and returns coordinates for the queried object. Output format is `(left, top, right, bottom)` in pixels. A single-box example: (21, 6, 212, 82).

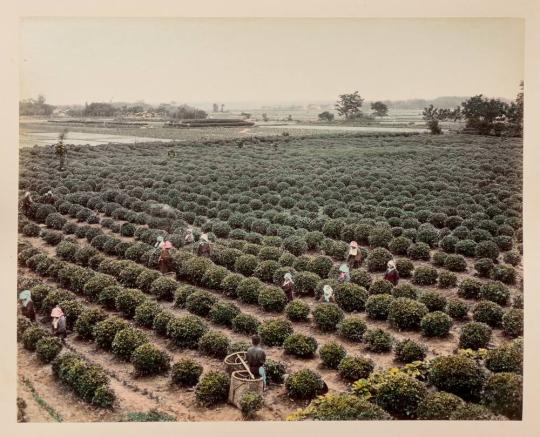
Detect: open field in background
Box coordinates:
(17, 132, 523, 422)
(19, 109, 436, 147)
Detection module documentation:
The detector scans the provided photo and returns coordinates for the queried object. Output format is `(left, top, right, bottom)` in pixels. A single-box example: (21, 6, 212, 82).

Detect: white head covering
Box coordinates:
(387, 260, 396, 270)
(284, 272, 293, 283)
(200, 233, 209, 243)
(323, 285, 333, 302)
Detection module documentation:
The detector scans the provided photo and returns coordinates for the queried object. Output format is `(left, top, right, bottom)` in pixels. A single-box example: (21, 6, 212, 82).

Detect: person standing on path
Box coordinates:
(384, 260, 400, 285)
(281, 272, 295, 302)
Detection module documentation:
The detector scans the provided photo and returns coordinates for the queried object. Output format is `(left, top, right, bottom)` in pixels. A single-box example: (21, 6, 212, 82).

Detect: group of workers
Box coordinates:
(18, 290, 67, 343)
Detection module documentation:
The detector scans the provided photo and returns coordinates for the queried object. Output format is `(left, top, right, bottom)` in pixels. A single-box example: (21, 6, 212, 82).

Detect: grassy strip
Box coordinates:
(21, 376, 63, 422)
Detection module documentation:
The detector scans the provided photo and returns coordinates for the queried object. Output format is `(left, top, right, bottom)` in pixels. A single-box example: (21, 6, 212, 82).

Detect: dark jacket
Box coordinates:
(246, 346, 266, 377)
(384, 269, 400, 285)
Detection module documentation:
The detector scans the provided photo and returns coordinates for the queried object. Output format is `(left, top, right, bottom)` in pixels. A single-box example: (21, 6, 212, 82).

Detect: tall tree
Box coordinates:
(335, 91, 364, 119)
(370, 101, 388, 117)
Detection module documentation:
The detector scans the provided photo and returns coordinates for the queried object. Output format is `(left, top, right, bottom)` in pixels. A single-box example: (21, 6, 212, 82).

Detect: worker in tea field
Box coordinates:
(158, 240, 173, 274)
(346, 241, 363, 269)
(55, 137, 67, 170)
(18, 290, 36, 322)
(281, 272, 295, 302)
(196, 233, 213, 257)
(322, 284, 335, 303)
(155, 235, 165, 249)
(384, 260, 400, 285)
(246, 335, 267, 389)
(42, 190, 55, 205)
(20, 191, 33, 216)
(184, 227, 194, 245)
(51, 304, 67, 343)
(338, 263, 351, 283)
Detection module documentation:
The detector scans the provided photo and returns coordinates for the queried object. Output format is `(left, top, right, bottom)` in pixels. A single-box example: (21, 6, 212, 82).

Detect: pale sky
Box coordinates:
(20, 18, 524, 106)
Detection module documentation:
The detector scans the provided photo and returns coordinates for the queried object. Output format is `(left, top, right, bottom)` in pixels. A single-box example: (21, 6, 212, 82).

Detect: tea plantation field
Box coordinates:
(17, 132, 523, 421)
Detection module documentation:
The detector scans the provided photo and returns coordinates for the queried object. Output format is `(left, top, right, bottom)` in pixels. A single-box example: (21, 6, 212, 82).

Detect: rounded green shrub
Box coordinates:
(134, 301, 162, 328)
(283, 333, 318, 358)
(293, 271, 321, 295)
(472, 301, 504, 327)
(394, 339, 427, 363)
(459, 322, 492, 350)
(221, 273, 244, 298)
(412, 266, 438, 286)
(36, 336, 63, 363)
(475, 241, 500, 261)
(419, 291, 447, 312)
(368, 279, 393, 295)
(94, 317, 129, 350)
(366, 248, 393, 272)
(195, 371, 230, 406)
(444, 254, 467, 272)
(111, 327, 149, 361)
(446, 298, 469, 320)
(485, 339, 522, 374)
(458, 278, 482, 300)
(237, 277, 263, 304)
(365, 294, 394, 320)
(374, 373, 427, 419)
(285, 369, 326, 400)
(258, 318, 294, 346)
(421, 311, 453, 337)
(209, 302, 241, 326)
(131, 343, 171, 376)
(338, 356, 374, 382)
(492, 264, 517, 285)
(264, 359, 287, 384)
(334, 283, 368, 312)
(407, 242, 431, 260)
(258, 285, 287, 312)
(396, 259, 414, 278)
(312, 303, 344, 332)
(416, 391, 465, 420)
(392, 283, 418, 300)
(479, 281, 510, 306)
(502, 308, 523, 337)
(388, 298, 429, 330)
(482, 372, 522, 419)
(115, 288, 147, 319)
(363, 328, 393, 352)
(74, 308, 107, 340)
(335, 316, 367, 343)
(319, 341, 347, 369)
(285, 299, 310, 322)
(428, 354, 486, 401)
(186, 290, 217, 317)
(231, 313, 260, 335)
(350, 269, 372, 289)
(167, 315, 208, 349)
(474, 257, 495, 277)
(171, 359, 203, 387)
(235, 254, 259, 276)
(438, 270, 457, 288)
(150, 276, 178, 301)
(198, 331, 230, 359)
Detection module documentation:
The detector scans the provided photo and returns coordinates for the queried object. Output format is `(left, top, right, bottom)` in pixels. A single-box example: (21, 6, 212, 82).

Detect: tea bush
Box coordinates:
(350, 269, 372, 289)
(396, 259, 414, 278)
(131, 343, 171, 376)
(412, 266, 438, 286)
(446, 298, 469, 320)
(285, 299, 310, 322)
(195, 371, 230, 406)
(472, 300, 504, 327)
(366, 248, 393, 272)
(167, 315, 208, 348)
(94, 317, 129, 350)
(485, 338, 523, 374)
(258, 318, 294, 346)
(283, 333, 318, 358)
(240, 391, 264, 419)
(209, 302, 241, 326)
(416, 391, 465, 420)
(428, 354, 486, 401)
(74, 308, 107, 340)
(392, 283, 418, 299)
(492, 264, 517, 285)
(420, 311, 453, 337)
(368, 279, 393, 295)
(337, 316, 367, 342)
(388, 298, 429, 330)
(394, 339, 427, 363)
(264, 359, 287, 384)
(22, 325, 49, 351)
(134, 301, 162, 328)
(374, 373, 427, 419)
(312, 303, 344, 332)
(112, 327, 149, 361)
(482, 372, 522, 419)
(363, 328, 393, 352)
(407, 242, 431, 260)
(198, 331, 230, 359)
(231, 313, 260, 335)
(338, 356, 374, 382)
(502, 308, 523, 337)
(479, 281, 510, 306)
(186, 290, 217, 317)
(285, 369, 326, 400)
(237, 277, 263, 304)
(171, 359, 203, 387)
(365, 294, 394, 320)
(115, 288, 147, 319)
(459, 322, 492, 350)
(419, 291, 447, 312)
(150, 276, 178, 301)
(319, 341, 347, 369)
(258, 285, 287, 312)
(458, 278, 482, 300)
(36, 336, 63, 363)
